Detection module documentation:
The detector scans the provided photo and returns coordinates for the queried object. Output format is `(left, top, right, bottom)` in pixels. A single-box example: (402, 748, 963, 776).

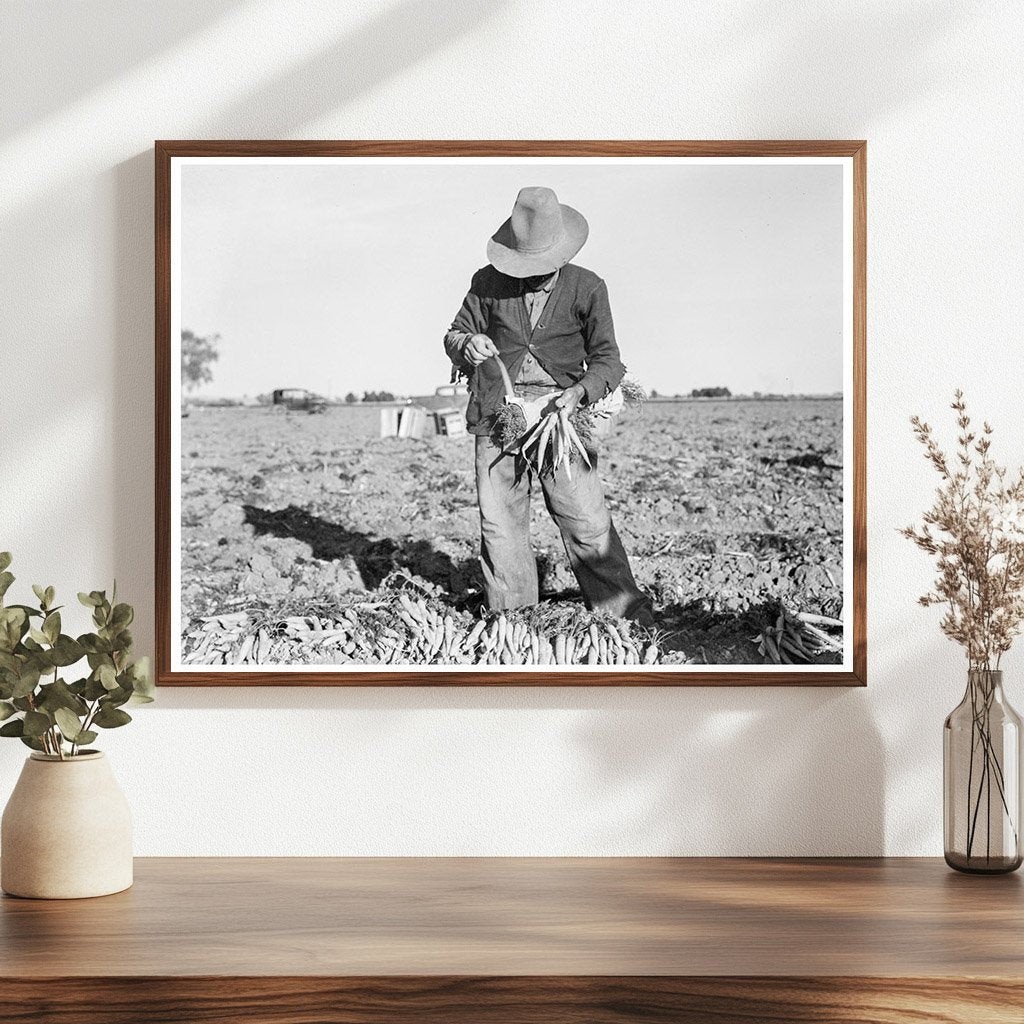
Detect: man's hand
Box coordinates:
(464, 333, 499, 366)
(554, 383, 586, 417)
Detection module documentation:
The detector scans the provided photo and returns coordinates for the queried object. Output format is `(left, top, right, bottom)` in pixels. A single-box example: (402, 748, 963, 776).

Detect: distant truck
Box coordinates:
(411, 383, 470, 414)
(271, 388, 327, 414)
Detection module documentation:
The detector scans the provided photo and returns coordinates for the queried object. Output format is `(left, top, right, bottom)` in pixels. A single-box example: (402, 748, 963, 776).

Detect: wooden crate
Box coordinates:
(434, 409, 466, 437)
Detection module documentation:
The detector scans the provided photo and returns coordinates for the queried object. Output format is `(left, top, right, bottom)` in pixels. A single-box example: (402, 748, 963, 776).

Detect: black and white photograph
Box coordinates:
(161, 145, 862, 682)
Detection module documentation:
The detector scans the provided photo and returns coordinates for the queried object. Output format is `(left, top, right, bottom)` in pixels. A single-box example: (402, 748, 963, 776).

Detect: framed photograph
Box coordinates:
(156, 141, 865, 686)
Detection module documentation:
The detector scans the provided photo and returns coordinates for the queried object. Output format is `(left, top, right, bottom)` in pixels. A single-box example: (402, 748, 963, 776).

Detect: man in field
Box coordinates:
(444, 186, 652, 625)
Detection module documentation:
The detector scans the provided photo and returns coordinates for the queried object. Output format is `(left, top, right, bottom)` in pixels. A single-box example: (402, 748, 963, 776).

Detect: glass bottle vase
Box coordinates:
(944, 669, 1023, 873)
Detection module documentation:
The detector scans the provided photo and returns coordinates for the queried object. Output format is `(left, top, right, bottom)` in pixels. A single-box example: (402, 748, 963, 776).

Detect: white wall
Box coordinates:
(1, 0, 1022, 855)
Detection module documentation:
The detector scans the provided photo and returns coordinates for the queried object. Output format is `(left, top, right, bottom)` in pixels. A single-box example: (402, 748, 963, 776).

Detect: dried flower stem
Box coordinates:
(902, 390, 1024, 668)
(904, 391, 1024, 863)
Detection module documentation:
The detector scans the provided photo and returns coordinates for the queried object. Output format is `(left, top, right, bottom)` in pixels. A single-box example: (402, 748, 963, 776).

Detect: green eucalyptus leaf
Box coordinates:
(19, 734, 45, 752)
(44, 586, 55, 608)
(28, 627, 49, 646)
(9, 605, 42, 619)
(53, 707, 84, 741)
(42, 611, 60, 644)
(0, 701, 16, 721)
(0, 718, 24, 738)
(98, 663, 117, 690)
(83, 675, 108, 701)
(11, 665, 41, 699)
(31, 584, 47, 607)
(0, 572, 14, 602)
(36, 679, 88, 716)
(92, 705, 131, 729)
(129, 656, 153, 693)
(81, 635, 112, 656)
(77, 592, 99, 608)
(112, 629, 134, 653)
(110, 603, 133, 629)
(0, 553, 11, 573)
(104, 685, 132, 708)
(49, 635, 85, 667)
(12, 697, 33, 712)
(74, 730, 98, 746)
(22, 711, 50, 738)
(0, 607, 27, 651)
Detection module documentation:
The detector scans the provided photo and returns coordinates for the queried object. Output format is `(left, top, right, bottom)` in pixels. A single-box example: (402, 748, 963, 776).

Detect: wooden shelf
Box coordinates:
(2, 857, 1021, 1022)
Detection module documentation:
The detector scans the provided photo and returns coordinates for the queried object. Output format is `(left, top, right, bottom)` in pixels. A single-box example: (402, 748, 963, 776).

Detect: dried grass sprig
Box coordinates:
(902, 390, 1024, 670)
(619, 376, 647, 407)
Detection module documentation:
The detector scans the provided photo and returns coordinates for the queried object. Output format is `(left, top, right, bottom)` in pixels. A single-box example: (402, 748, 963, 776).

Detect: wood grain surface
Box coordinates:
(155, 139, 867, 688)
(3, 856, 1021, 977)
(2, 857, 1020, 1023)
(0, 976, 1021, 1024)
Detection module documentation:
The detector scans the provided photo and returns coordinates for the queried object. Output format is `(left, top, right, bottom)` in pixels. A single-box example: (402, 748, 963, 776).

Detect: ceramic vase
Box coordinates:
(1, 751, 133, 898)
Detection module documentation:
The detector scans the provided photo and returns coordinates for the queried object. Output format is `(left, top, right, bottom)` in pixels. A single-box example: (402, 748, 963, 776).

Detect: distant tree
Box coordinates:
(363, 390, 395, 403)
(344, 392, 359, 404)
(181, 329, 219, 392)
(255, 392, 273, 406)
(650, 389, 660, 399)
(690, 386, 732, 399)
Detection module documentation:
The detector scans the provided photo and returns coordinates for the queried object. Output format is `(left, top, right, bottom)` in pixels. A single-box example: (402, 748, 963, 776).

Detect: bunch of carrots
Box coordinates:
(490, 354, 599, 476)
(754, 607, 844, 664)
(511, 406, 592, 478)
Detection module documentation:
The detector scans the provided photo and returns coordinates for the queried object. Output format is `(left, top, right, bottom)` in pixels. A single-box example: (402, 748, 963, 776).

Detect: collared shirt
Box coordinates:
(516, 270, 559, 386)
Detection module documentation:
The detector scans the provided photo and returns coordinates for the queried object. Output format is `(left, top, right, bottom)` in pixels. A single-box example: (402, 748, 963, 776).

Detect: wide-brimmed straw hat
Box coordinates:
(486, 186, 589, 278)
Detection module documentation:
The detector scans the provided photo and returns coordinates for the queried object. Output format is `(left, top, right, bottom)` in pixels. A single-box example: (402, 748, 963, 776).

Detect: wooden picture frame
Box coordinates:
(156, 140, 866, 686)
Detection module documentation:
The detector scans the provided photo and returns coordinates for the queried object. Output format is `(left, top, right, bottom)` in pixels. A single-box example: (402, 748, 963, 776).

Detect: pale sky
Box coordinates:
(180, 159, 844, 398)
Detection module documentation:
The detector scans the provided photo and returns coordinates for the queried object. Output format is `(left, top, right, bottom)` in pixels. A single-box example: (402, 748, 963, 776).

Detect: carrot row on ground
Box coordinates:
(182, 596, 843, 668)
(753, 608, 843, 664)
(182, 594, 662, 667)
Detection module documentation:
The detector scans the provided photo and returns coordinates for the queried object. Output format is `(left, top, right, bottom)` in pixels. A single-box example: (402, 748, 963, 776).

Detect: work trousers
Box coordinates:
(474, 433, 651, 622)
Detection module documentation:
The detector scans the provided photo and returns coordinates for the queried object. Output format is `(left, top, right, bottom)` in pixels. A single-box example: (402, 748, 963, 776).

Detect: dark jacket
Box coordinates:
(445, 263, 626, 435)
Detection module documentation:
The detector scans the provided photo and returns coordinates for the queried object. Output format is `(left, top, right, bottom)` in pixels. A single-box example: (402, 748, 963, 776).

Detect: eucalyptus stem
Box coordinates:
(52, 665, 64, 761)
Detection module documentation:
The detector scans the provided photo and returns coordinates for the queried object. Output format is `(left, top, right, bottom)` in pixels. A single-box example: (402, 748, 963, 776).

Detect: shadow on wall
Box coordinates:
(572, 687, 885, 855)
(204, 0, 506, 136)
(730, 1, 974, 134)
(1, 1, 241, 138)
(100, 0, 506, 659)
(3, 0, 978, 854)
(147, 679, 886, 855)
